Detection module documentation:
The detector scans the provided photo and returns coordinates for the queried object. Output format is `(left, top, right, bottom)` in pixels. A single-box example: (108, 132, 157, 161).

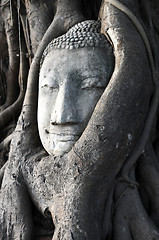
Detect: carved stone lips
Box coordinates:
(50, 132, 80, 142)
(49, 125, 82, 136)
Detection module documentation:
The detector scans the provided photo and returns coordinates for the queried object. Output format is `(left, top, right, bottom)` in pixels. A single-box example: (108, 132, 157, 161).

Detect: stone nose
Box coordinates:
(50, 86, 78, 125)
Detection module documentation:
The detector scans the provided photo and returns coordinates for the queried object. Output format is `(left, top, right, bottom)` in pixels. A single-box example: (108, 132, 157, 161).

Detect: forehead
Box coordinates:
(39, 48, 109, 82)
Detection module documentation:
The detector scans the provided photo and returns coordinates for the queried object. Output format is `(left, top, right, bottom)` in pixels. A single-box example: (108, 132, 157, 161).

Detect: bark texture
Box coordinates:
(0, 0, 159, 239)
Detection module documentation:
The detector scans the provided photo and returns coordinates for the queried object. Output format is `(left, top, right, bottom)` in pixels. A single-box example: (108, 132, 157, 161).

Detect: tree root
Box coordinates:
(0, 132, 13, 150)
(0, 132, 13, 167)
(1, 1, 159, 240)
(0, 167, 33, 240)
(113, 179, 159, 240)
(0, 2, 20, 110)
(104, 0, 159, 185)
(0, 84, 26, 130)
(0, 161, 8, 186)
(24, 0, 55, 55)
(0, 25, 29, 131)
(137, 141, 159, 228)
(0, 10, 7, 106)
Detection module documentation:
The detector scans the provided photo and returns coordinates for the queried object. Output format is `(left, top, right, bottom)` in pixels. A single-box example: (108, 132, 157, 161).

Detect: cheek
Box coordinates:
(77, 89, 104, 121)
(38, 90, 58, 125)
(38, 96, 52, 153)
(38, 94, 52, 132)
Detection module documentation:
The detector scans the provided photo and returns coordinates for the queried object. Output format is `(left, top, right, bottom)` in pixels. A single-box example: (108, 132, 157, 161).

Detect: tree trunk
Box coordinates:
(1, 0, 159, 239)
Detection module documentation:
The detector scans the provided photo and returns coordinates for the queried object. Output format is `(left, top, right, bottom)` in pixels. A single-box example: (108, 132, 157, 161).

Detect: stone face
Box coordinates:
(38, 46, 113, 156)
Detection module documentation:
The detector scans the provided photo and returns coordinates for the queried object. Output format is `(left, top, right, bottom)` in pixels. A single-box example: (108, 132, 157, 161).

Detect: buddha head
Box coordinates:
(38, 20, 113, 156)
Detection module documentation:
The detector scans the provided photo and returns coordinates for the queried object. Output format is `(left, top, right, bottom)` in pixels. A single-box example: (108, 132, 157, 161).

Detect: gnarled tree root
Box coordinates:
(0, 167, 33, 239)
(137, 141, 159, 228)
(0, 2, 20, 111)
(113, 179, 159, 240)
